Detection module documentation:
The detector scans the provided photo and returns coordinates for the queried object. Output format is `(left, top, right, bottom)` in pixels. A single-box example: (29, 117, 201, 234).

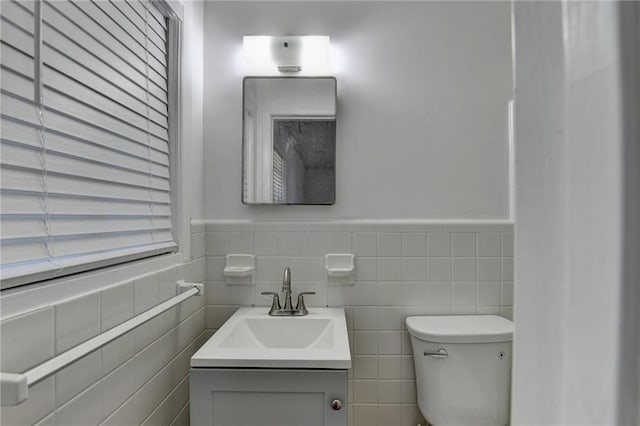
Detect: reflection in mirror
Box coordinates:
(242, 77, 336, 205)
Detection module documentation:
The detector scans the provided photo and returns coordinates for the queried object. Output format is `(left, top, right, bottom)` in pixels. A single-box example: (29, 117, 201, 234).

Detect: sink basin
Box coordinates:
(191, 307, 351, 369)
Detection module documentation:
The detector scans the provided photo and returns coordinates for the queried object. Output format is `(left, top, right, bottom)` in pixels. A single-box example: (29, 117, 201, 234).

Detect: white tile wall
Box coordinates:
(201, 220, 514, 426)
(0, 225, 208, 426)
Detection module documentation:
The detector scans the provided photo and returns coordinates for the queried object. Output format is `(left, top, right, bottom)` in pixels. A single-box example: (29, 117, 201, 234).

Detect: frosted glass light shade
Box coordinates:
(243, 35, 330, 73)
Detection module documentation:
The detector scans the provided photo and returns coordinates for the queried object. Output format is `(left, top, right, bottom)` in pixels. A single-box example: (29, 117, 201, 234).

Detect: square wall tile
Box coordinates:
(353, 356, 378, 379)
(101, 282, 134, 331)
(206, 257, 225, 281)
(0, 376, 54, 426)
(477, 282, 502, 306)
(377, 233, 402, 256)
(378, 404, 402, 425)
(377, 307, 403, 331)
(353, 307, 377, 331)
(427, 258, 452, 281)
(377, 331, 401, 355)
(402, 258, 426, 282)
(377, 258, 402, 281)
(206, 232, 228, 256)
(303, 233, 328, 256)
(377, 283, 402, 306)
(329, 232, 352, 252)
(254, 232, 277, 255)
(355, 258, 377, 281)
(353, 380, 378, 403)
(452, 258, 476, 281)
(55, 293, 101, 353)
(256, 257, 279, 283)
(478, 233, 502, 256)
(353, 282, 378, 306)
(451, 232, 476, 256)
(378, 356, 402, 379)
(502, 258, 514, 281)
(452, 282, 476, 306)
(378, 380, 402, 404)
(502, 282, 514, 306)
(427, 233, 451, 256)
(55, 381, 103, 426)
(427, 282, 452, 306)
(502, 233, 514, 256)
(134, 274, 159, 315)
(402, 233, 426, 256)
(402, 283, 427, 307)
(353, 233, 377, 256)
(0, 307, 54, 373)
(353, 331, 378, 355)
(277, 232, 303, 255)
(227, 232, 254, 252)
(477, 258, 502, 281)
(55, 351, 101, 406)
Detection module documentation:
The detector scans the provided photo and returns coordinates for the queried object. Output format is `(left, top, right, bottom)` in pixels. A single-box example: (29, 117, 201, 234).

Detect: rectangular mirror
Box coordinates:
(242, 77, 337, 205)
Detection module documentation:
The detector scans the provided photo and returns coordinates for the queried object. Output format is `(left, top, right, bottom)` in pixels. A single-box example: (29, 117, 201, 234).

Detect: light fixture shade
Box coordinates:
(243, 35, 330, 73)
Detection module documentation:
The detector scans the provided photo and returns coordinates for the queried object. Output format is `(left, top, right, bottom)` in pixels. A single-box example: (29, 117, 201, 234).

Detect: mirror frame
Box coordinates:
(241, 76, 338, 206)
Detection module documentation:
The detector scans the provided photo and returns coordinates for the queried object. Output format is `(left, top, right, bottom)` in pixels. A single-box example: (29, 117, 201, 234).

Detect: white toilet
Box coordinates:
(406, 315, 514, 426)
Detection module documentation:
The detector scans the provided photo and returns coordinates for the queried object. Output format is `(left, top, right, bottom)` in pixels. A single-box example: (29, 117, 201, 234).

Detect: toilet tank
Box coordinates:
(406, 316, 514, 426)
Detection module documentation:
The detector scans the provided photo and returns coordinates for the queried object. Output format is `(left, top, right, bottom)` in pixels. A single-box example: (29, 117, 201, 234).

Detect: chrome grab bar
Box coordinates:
(424, 348, 448, 359)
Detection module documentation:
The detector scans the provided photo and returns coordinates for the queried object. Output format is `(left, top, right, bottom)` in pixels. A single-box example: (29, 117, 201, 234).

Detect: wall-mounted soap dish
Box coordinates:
(325, 254, 355, 285)
(224, 254, 255, 285)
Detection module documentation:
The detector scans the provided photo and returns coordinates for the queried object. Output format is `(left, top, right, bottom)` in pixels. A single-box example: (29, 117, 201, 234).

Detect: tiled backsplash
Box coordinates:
(195, 220, 514, 426)
(0, 257, 206, 426)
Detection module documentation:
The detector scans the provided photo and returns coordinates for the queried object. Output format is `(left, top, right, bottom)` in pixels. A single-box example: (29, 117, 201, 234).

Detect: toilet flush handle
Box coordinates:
(424, 348, 448, 359)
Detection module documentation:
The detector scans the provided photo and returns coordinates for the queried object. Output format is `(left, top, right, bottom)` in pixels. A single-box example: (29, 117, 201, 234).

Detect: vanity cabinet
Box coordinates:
(190, 368, 348, 426)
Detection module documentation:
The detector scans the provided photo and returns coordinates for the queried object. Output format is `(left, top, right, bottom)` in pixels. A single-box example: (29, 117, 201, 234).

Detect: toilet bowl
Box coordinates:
(406, 315, 514, 426)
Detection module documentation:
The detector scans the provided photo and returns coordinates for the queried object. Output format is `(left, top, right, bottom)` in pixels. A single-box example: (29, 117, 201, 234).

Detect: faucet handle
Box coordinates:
(260, 292, 282, 312)
(295, 291, 316, 313)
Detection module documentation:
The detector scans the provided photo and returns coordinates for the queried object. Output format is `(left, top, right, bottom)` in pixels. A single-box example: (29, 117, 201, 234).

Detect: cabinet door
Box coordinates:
(190, 369, 348, 426)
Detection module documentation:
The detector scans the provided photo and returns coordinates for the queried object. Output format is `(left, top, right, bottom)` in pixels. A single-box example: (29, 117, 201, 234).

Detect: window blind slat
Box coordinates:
(1, 104, 170, 167)
(1, 121, 171, 179)
(44, 66, 170, 138)
(1, 217, 172, 241)
(1, 17, 34, 56)
(41, 36, 168, 112)
(42, 2, 169, 105)
(0, 67, 34, 101)
(110, 0, 166, 47)
(1, 1, 35, 35)
(97, 0, 167, 63)
(43, 89, 170, 152)
(1, 42, 35, 79)
(71, 0, 167, 79)
(1, 0, 175, 288)
(125, 0, 167, 38)
(0, 218, 49, 240)
(1, 164, 171, 204)
(51, 230, 174, 258)
(0, 241, 50, 264)
(1, 193, 171, 216)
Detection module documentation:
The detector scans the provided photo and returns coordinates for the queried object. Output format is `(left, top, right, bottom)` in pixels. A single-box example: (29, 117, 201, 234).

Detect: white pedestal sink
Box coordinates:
(191, 307, 351, 369)
(190, 307, 351, 426)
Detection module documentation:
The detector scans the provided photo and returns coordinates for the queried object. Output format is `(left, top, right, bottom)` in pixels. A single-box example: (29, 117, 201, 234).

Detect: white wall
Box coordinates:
(203, 1, 513, 220)
(512, 1, 640, 424)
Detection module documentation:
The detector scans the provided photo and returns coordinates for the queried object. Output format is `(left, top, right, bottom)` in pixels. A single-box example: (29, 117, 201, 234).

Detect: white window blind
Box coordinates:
(272, 149, 285, 203)
(0, 0, 177, 288)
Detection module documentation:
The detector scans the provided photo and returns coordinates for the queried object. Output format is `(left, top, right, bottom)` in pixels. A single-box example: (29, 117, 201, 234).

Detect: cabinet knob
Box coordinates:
(331, 399, 343, 411)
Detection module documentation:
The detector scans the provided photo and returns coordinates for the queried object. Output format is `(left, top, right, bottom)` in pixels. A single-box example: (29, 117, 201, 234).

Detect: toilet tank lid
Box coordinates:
(405, 315, 513, 343)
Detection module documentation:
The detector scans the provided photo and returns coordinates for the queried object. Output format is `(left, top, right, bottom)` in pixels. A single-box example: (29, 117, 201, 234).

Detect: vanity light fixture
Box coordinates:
(243, 35, 330, 73)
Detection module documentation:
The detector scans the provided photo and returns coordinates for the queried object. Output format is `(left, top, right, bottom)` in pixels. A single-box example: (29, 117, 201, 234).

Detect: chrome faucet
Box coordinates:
(261, 267, 315, 316)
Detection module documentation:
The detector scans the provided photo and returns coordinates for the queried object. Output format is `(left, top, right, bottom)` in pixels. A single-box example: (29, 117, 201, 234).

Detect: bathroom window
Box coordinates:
(0, 0, 181, 289)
